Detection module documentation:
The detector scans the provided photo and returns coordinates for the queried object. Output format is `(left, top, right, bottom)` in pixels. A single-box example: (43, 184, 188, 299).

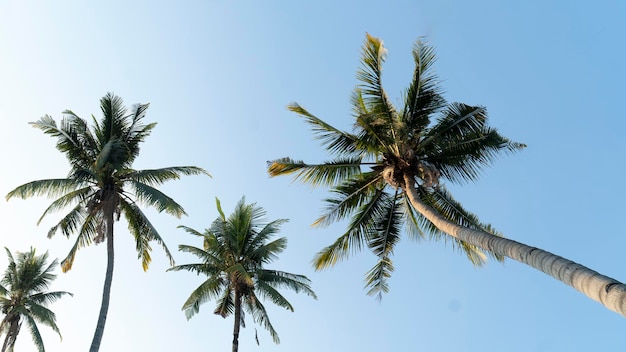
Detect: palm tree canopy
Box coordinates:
(0, 247, 72, 352)
(268, 34, 525, 298)
(6, 93, 210, 272)
(169, 197, 316, 345)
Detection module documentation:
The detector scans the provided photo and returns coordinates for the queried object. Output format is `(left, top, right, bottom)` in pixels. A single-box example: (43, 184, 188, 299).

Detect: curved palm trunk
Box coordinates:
(89, 206, 115, 352)
(232, 290, 242, 352)
(402, 174, 626, 317)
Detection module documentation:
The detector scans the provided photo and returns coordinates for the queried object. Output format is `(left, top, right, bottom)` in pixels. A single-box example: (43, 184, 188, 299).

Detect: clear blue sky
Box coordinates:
(1, 1, 625, 351)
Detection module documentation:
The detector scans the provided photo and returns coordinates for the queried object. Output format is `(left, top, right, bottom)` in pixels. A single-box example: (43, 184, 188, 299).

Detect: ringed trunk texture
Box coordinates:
(402, 174, 626, 317)
(232, 290, 242, 352)
(89, 207, 115, 352)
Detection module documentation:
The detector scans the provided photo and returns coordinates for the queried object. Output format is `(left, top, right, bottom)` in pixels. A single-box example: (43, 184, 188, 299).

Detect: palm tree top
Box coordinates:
(0, 247, 72, 352)
(5, 93, 211, 272)
(169, 197, 316, 348)
(268, 34, 525, 298)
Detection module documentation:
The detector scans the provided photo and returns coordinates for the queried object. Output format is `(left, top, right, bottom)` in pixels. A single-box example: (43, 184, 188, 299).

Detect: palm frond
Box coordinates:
(243, 295, 280, 344)
(23, 315, 45, 352)
(36, 187, 93, 225)
(287, 103, 359, 156)
(120, 198, 175, 269)
(356, 33, 396, 123)
(126, 180, 188, 218)
(402, 38, 445, 133)
(313, 171, 383, 227)
(124, 166, 210, 186)
(267, 157, 363, 188)
(6, 179, 85, 201)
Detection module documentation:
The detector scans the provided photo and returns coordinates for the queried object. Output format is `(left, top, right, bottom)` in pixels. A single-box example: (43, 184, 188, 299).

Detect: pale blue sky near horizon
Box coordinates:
(1, 1, 625, 351)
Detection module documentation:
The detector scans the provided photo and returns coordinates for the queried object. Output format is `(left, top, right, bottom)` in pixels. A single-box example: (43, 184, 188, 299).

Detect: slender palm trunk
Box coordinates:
(232, 289, 242, 352)
(402, 173, 626, 317)
(89, 206, 115, 352)
(1, 319, 20, 352)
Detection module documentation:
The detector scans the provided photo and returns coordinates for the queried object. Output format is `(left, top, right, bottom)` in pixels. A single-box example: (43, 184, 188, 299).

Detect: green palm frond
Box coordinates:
(59, 211, 101, 272)
(212, 286, 234, 319)
(402, 38, 445, 132)
(254, 280, 294, 311)
(287, 103, 360, 156)
(120, 198, 175, 269)
(125, 166, 210, 186)
(46, 204, 88, 238)
(126, 180, 187, 218)
(6, 179, 85, 201)
(24, 315, 45, 352)
(182, 277, 227, 320)
(313, 171, 383, 227)
(36, 187, 93, 225)
(356, 33, 396, 121)
(364, 256, 393, 299)
(243, 295, 279, 344)
(267, 157, 363, 188)
(256, 270, 317, 299)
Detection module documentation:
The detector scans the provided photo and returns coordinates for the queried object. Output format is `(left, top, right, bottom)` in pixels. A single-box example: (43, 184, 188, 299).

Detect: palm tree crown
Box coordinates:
(268, 34, 525, 298)
(0, 248, 72, 352)
(6, 92, 209, 272)
(5, 92, 209, 351)
(169, 197, 316, 351)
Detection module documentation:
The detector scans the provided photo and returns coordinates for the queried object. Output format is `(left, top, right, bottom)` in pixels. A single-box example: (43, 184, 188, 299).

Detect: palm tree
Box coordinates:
(268, 33, 626, 316)
(0, 247, 72, 352)
(169, 197, 316, 352)
(5, 93, 210, 351)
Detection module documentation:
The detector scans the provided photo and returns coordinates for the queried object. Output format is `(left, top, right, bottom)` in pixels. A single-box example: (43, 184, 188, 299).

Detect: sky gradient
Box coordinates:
(1, 1, 625, 351)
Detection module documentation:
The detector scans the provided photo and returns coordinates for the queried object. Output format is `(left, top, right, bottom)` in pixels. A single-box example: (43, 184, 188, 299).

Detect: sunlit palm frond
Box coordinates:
(356, 33, 396, 122)
(120, 198, 175, 269)
(268, 157, 363, 189)
(60, 212, 100, 272)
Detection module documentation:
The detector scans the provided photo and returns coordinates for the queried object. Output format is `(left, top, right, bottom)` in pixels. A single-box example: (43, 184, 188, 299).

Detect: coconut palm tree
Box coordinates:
(5, 93, 210, 351)
(268, 33, 626, 316)
(0, 247, 72, 352)
(169, 197, 316, 352)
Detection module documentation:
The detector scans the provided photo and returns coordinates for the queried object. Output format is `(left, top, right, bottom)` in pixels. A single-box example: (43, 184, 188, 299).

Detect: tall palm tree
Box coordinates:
(268, 34, 626, 316)
(5, 93, 210, 351)
(169, 197, 316, 352)
(0, 247, 72, 352)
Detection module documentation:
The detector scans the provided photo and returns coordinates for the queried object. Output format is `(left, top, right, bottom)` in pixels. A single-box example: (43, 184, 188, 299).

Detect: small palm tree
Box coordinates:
(169, 197, 317, 352)
(0, 248, 72, 352)
(6, 93, 209, 351)
(268, 33, 626, 316)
